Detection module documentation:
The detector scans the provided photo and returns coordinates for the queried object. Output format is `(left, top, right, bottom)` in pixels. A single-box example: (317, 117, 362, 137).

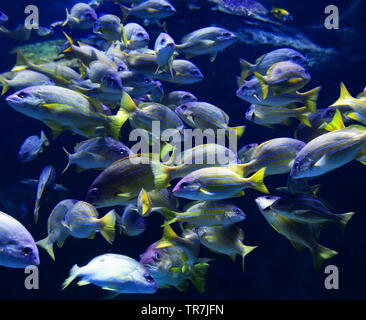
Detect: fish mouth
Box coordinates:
(6, 94, 22, 105)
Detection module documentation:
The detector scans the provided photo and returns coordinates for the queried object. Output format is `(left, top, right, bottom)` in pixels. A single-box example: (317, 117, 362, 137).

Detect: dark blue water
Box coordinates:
(0, 0, 365, 299)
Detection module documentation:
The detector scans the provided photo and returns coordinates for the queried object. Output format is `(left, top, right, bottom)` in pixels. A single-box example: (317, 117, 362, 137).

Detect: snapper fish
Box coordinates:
(62, 137, 132, 174)
(62, 254, 157, 294)
(255, 195, 338, 269)
(238, 48, 308, 81)
(18, 131, 50, 163)
(120, 0, 176, 21)
(254, 61, 311, 99)
(0, 211, 40, 268)
(140, 241, 209, 292)
(36, 199, 78, 260)
(124, 23, 150, 49)
(62, 2, 97, 30)
(290, 110, 366, 180)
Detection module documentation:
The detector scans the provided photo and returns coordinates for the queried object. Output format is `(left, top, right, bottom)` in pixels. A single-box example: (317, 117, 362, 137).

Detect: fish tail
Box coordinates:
(238, 58, 254, 85)
(120, 90, 137, 113)
(151, 162, 173, 190)
(120, 23, 128, 47)
(62, 32, 73, 53)
(34, 202, 40, 224)
(330, 82, 354, 107)
(336, 212, 355, 234)
(61, 8, 70, 27)
(11, 51, 30, 72)
(137, 188, 152, 216)
(296, 108, 312, 127)
(61, 264, 80, 290)
(119, 5, 130, 22)
(241, 245, 257, 273)
(159, 207, 178, 223)
(302, 86, 321, 113)
(108, 105, 130, 140)
(230, 162, 251, 177)
(36, 237, 55, 261)
(155, 222, 178, 249)
(190, 262, 209, 293)
(254, 72, 268, 99)
(320, 109, 345, 132)
(0, 76, 9, 95)
(229, 126, 246, 139)
(99, 209, 117, 244)
(247, 167, 269, 194)
(311, 244, 338, 269)
(61, 147, 72, 175)
(160, 141, 176, 164)
(40, 131, 50, 147)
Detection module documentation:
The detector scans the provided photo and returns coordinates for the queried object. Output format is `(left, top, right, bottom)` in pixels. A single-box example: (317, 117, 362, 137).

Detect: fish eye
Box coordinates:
(152, 252, 161, 261)
(88, 188, 100, 198)
(222, 32, 231, 37)
(119, 147, 127, 155)
(180, 182, 190, 189)
(180, 105, 187, 111)
(144, 273, 154, 282)
(144, 77, 150, 84)
(182, 94, 191, 100)
(22, 246, 33, 255)
(18, 92, 29, 99)
(161, 38, 166, 45)
(234, 208, 242, 215)
(294, 162, 300, 169)
(136, 32, 144, 38)
(117, 66, 125, 72)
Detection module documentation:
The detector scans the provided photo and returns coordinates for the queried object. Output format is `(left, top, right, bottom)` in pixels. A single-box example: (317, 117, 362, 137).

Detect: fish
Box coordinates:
(255, 195, 338, 269)
(34, 166, 56, 223)
(156, 224, 200, 265)
(140, 241, 209, 292)
(0, 11, 8, 24)
(254, 61, 311, 99)
(269, 194, 354, 233)
(238, 48, 308, 81)
(62, 137, 133, 174)
(137, 188, 179, 217)
(18, 131, 50, 163)
(208, 0, 268, 18)
(0, 211, 40, 268)
(12, 52, 81, 86)
(245, 104, 312, 128)
(120, 0, 176, 21)
(236, 138, 305, 177)
(237, 143, 258, 163)
(0, 25, 31, 42)
(124, 23, 150, 49)
(162, 91, 198, 109)
(93, 14, 128, 46)
(171, 167, 269, 201)
(176, 27, 237, 62)
(154, 59, 204, 84)
(161, 200, 246, 227)
(62, 253, 157, 294)
(271, 7, 293, 23)
(151, 144, 240, 187)
(36, 199, 78, 260)
(328, 82, 366, 126)
(197, 224, 256, 272)
(62, 3, 97, 30)
(6, 85, 127, 139)
(119, 90, 185, 138)
(154, 33, 175, 76)
(175, 102, 246, 138)
(119, 204, 147, 236)
(0, 70, 54, 95)
(85, 154, 163, 208)
(62, 201, 117, 243)
(236, 77, 320, 112)
(290, 110, 366, 179)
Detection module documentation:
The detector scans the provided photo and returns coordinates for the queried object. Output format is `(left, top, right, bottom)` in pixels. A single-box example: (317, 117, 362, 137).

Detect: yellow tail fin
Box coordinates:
(151, 162, 172, 190)
(248, 167, 269, 194)
(156, 223, 178, 249)
(241, 245, 257, 273)
(229, 126, 246, 139)
(336, 212, 355, 234)
(311, 244, 338, 269)
(62, 32, 74, 53)
(301, 86, 321, 113)
(254, 72, 269, 99)
(36, 237, 55, 261)
(320, 109, 345, 132)
(61, 264, 80, 290)
(0, 77, 9, 95)
(137, 188, 152, 217)
(239, 58, 254, 84)
(99, 210, 117, 244)
(330, 82, 354, 107)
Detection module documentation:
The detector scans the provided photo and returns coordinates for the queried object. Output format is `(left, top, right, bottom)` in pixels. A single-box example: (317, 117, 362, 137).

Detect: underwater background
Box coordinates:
(0, 0, 366, 299)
